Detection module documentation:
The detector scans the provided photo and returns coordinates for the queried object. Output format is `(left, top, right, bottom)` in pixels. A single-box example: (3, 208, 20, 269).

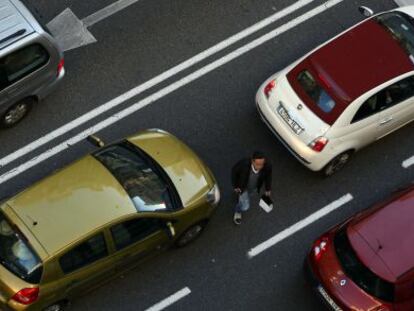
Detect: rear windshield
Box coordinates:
(0, 211, 42, 283)
(0, 44, 49, 91)
(334, 227, 394, 302)
(297, 70, 336, 113)
(375, 12, 414, 56)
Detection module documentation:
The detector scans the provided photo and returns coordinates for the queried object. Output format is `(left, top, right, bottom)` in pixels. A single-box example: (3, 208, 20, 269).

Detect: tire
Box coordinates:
(175, 221, 207, 248)
(322, 151, 352, 177)
(43, 301, 68, 311)
(1, 97, 34, 128)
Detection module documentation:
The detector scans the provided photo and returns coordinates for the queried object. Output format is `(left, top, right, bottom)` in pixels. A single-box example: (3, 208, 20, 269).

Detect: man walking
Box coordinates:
(231, 151, 272, 225)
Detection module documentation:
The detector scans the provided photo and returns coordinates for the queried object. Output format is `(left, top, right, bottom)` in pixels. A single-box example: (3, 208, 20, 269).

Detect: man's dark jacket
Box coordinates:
(231, 158, 272, 193)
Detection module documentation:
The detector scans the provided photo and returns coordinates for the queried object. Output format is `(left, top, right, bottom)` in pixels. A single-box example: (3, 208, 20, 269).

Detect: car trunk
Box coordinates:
(269, 74, 330, 145)
(309, 230, 390, 310)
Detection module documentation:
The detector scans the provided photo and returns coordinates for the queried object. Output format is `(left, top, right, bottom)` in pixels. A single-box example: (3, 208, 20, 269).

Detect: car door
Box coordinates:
(57, 232, 116, 299)
(341, 96, 381, 149)
(108, 216, 172, 274)
(375, 76, 414, 140)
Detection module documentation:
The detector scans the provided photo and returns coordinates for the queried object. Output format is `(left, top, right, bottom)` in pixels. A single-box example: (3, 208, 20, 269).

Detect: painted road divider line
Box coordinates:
(0, 0, 344, 184)
(145, 287, 191, 311)
(402, 156, 414, 168)
(0, 0, 313, 169)
(247, 194, 353, 259)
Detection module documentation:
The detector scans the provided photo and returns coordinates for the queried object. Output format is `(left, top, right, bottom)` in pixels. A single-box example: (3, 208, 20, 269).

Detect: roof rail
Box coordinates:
(0, 28, 26, 45)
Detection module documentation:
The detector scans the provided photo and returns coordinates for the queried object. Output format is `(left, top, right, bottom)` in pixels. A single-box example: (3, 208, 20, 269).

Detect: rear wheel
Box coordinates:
(322, 151, 352, 176)
(175, 221, 207, 248)
(43, 300, 69, 311)
(1, 98, 34, 128)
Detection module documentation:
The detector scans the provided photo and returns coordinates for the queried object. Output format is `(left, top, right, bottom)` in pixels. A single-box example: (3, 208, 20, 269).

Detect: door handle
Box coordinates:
(380, 117, 393, 125)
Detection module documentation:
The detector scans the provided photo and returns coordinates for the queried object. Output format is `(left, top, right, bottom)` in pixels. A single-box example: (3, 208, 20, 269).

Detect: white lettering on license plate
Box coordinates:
(277, 105, 303, 135)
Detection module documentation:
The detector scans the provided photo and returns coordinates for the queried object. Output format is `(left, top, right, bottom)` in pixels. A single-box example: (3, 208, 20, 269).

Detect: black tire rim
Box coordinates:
(325, 153, 350, 176)
(4, 102, 29, 125)
(178, 224, 203, 246)
(43, 304, 64, 311)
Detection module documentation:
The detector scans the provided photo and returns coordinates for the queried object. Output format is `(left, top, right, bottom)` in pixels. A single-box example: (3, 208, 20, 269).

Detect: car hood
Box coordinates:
(127, 130, 214, 206)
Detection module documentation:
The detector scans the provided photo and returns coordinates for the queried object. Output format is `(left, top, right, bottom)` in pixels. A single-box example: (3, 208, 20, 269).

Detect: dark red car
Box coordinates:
(306, 186, 414, 310)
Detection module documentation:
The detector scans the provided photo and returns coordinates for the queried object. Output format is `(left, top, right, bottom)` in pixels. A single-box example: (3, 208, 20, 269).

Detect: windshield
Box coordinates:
(94, 143, 175, 212)
(297, 70, 336, 113)
(0, 211, 42, 283)
(375, 12, 414, 57)
(334, 227, 394, 302)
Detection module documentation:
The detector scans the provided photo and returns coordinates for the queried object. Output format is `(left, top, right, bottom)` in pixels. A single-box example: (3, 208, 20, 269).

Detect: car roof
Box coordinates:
(348, 188, 414, 282)
(0, 0, 35, 50)
(287, 15, 414, 125)
(6, 155, 136, 256)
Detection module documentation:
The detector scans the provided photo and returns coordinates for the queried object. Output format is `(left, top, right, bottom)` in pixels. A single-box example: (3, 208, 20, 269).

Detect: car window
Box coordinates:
(375, 12, 414, 56)
(59, 233, 108, 274)
(381, 76, 414, 108)
(0, 211, 42, 283)
(0, 44, 49, 91)
(111, 218, 163, 250)
(94, 143, 176, 212)
(352, 77, 414, 123)
(334, 227, 395, 302)
(297, 70, 336, 113)
(352, 96, 381, 123)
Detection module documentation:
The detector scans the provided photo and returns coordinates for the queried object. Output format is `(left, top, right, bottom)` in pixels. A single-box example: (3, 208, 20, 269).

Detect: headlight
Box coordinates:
(206, 184, 220, 206)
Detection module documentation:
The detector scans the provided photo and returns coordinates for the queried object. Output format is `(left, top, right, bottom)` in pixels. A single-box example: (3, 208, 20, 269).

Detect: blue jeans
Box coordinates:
(235, 191, 250, 213)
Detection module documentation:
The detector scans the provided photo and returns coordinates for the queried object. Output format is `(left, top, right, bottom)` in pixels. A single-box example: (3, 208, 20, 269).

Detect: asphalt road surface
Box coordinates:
(3, 0, 409, 310)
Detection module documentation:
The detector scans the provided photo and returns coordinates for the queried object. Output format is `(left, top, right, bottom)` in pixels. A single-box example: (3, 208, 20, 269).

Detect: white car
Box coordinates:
(256, 6, 414, 175)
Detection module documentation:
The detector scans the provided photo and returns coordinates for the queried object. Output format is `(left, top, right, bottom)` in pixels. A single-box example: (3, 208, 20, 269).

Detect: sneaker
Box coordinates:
(233, 212, 242, 225)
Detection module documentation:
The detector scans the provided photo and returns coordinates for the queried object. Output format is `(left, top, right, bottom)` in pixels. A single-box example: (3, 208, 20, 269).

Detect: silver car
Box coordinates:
(0, 0, 64, 127)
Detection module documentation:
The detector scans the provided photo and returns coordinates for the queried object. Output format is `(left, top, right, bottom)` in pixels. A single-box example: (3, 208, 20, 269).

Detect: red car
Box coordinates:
(306, 186, 414, 310)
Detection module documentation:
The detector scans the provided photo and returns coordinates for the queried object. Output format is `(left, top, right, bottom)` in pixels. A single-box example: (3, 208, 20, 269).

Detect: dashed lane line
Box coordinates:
(402, 156, 414, 168)
(145, 287, 191, 311)
(247, 194, 353, 259)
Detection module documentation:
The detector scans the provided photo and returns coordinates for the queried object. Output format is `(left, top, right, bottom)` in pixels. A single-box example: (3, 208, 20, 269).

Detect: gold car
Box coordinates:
(0, 129, 220, 311)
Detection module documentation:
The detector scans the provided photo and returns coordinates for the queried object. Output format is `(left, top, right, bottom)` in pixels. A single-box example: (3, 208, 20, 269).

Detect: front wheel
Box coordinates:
(322, 151, 352, 177)
(175, 221, 207, 248)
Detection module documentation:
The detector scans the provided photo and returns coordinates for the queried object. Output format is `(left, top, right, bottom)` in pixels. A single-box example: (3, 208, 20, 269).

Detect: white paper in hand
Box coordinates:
(259, 198, 273, 213)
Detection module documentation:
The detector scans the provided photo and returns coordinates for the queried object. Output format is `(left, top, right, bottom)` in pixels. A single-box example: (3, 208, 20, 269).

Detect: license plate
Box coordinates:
(277, 104, 304, 135)
(317, 286, 342, 311)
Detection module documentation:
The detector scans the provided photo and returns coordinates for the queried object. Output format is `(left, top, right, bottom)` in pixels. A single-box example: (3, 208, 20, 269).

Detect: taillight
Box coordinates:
(313, 236, 329, 261)
(12, 287, 39, 305)
(264, 80, 276, 98)
(309, 137, 329, 152)
(57, 58, 64, 76)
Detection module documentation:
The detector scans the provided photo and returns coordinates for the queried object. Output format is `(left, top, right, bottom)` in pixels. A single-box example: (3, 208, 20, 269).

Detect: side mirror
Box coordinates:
(358, 6, 374, 18)
(166, 221, 176, 238)
(87, 135, 105, 147)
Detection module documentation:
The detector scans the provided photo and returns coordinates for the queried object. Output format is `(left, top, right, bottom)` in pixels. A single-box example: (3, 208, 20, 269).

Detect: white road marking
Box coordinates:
(6, 0, 313, 167)
(47, 0, 142, 50)
(247, 194, 353, 259)
(0, 0, 343, 184)
(145, 287, 191, 311)
(47, 8, 97, 51)
(402, 156, 414, 168)
(83, 0, 141, 27)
